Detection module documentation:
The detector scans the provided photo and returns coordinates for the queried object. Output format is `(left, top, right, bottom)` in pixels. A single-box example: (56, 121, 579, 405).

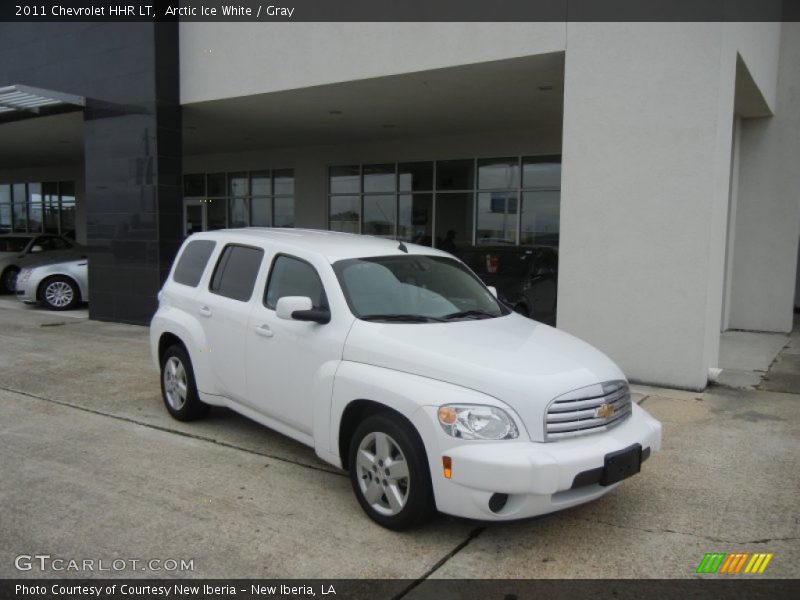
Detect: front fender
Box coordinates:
(150, 306, 216, 396)
(328, 361, 527, 468)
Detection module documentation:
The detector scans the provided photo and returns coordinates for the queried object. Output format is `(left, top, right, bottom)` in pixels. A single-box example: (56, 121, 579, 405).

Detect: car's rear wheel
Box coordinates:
(1, 267, 19, 294)
(39, 276, 80, 310)
(348, 414, 436, 530)
(160, 345, 209, 421)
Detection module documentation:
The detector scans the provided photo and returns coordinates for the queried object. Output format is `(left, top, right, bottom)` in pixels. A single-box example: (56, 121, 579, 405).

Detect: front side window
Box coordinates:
(333, 255, 507, 322)
(265, 255, 328, 310)
(173, 239, 217, 287)
(0, 236, 31, 253)
(209, 244, 264, 302)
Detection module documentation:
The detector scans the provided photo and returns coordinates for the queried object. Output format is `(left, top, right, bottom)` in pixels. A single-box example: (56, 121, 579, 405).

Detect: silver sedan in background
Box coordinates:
(16, 258, 89, 311)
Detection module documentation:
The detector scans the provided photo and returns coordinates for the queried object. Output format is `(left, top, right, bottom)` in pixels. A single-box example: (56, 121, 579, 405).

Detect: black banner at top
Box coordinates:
(1, 0, 798, 22)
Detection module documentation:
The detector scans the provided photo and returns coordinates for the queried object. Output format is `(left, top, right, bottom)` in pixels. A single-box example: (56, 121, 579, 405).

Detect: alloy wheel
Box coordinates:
(44, 281, 74, 308)
(355, 431, 411, 516)
(163, 356, 188, 410)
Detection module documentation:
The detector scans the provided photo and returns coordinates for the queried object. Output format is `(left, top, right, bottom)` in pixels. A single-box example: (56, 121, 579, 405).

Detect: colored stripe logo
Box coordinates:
(696, 552, 773, 574)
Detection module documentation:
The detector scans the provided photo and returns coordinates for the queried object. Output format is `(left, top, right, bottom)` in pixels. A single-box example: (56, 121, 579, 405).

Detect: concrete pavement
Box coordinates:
(0, 305, 798, 581)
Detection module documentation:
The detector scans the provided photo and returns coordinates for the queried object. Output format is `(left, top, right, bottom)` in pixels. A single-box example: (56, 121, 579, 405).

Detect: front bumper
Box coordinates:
(15, 284, 36, 303)
(422, 402, 662, 520)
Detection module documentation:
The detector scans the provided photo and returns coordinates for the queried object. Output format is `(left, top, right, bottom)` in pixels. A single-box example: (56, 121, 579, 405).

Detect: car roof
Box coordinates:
(189, 228, 453, 263)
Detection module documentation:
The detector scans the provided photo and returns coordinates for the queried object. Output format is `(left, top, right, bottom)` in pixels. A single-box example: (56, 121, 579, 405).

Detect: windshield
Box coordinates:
(333, 255, 508, 323)
(0, 237, 30, 253)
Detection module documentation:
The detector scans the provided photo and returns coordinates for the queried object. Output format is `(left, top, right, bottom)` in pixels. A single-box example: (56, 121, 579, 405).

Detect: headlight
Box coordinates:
(437, 404, 519, 440)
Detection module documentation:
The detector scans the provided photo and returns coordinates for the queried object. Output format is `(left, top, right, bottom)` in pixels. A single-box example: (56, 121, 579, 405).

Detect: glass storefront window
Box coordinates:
(363, 164, 395, 193)
(228, 197, 249, 228)
(229, 172, 248, 197)
(251, 197, 272, 227)
(478, 158, 519, 190)
(60, 182, 76, 237)
(435, 192, 473, 252)
(330, 166, 360, 194)
(251, 171, 270, 196)
(398, 193, 432, 246)
(363, 194, 396, 238)
(206, 197, 226, 230)
(523, 158, 561, 189)
(184, 174, 205, 197)
(436, 160, 473, 191)
(477, 191, 518, 245)
(273, 170, 294, 196)
(329, 195, 360, 233)
(0, 184, 10, 233)
(398, 162, 433, 192)
(274, 197, 295, 228)
(28, 183, 43, 233)
(207, 173, 226, 197)
(521, 190, 560, 247)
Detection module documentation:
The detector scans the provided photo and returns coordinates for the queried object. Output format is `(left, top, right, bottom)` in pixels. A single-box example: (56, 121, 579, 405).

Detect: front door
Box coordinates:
(184, 199, 206, 236)
(246, 253, 344, 436)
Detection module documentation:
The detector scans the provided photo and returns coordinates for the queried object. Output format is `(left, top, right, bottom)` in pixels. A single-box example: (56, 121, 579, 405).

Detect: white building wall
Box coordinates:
(728, 23, 800, 333)
(179, 23, 566, 103)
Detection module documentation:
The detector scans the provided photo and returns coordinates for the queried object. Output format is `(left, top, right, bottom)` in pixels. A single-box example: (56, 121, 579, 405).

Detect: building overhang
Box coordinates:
(0, 84, 85, 123)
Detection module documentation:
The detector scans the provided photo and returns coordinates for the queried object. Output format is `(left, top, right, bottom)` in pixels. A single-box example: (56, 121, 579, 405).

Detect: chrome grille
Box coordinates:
(545, 380, 632, 440)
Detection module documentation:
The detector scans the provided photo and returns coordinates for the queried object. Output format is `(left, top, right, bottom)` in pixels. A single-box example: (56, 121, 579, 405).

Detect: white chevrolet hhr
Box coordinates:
(150, 229, 661, 530)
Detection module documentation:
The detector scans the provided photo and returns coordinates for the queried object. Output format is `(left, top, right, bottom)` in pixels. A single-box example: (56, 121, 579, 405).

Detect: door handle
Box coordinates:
(198, 305, 212, 317)
(254, 324, 274, 338)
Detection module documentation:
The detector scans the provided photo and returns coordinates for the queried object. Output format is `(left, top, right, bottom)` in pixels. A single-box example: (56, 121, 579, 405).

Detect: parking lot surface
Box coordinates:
(0, 306, 798, 581)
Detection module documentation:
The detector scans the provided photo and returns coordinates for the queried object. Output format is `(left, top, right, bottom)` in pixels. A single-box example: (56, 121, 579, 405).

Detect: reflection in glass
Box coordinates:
(523, 158, 561, 189)
(27, 183, 43, 233)
(398, 194, 432, 246)
(330, 166, 360, 194)
(329, 195, 360, 233)
(207, 173, 226, 197)
(43, 183, 59, 233)
(363, 194, 396, 238)
(521, 190, 560, 247)
(229, 173, 248, 197)
(478, 158, 519, 190)
(274, 197, 294, 227)
(251, 171, 270, 196)
(436, 160, 473, 191)
(398, 162, 433, 192)
(229, 197, 249, 227)
(0, 204, 10, 232)
(206, 198, 226, 230)
(477, 192, 518, 245)
(435, 193, 473, 252)
(251, 197, 272, 227)
(184, 174, 205, 196)
(363, 164, 395, 193)
(59, 182, 76, 235)
(12, 203, 27, 232)
(0, 184, 9, 203)
(273, 169, 295, 196)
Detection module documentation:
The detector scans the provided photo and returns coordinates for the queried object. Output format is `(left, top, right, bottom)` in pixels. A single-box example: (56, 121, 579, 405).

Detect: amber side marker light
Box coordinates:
(442, 456, 452, 479)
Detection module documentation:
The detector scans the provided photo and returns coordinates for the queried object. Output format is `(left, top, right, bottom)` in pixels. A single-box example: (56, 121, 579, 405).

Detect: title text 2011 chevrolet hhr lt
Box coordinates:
(150, 229, 662, 530)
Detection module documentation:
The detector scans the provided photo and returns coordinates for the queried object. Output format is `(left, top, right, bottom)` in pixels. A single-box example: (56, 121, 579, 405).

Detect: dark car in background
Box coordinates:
(456, 245, 558, 326)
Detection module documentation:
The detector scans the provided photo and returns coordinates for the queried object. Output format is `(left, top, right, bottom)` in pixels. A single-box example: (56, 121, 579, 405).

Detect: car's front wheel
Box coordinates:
(160, 345, 209, 421)
(39, 276, 80, 310)
(348, 414, 436, 530)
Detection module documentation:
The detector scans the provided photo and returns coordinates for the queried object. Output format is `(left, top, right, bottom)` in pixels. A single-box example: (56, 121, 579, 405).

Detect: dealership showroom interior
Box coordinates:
(0, 8, 799, 596)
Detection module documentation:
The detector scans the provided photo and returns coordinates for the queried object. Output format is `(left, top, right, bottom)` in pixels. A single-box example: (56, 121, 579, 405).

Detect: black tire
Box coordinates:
(1, 267, 19, 294)
(160, 344, 209, 421)
(348, 413, 436, 530)
(38, 276, 80, 311)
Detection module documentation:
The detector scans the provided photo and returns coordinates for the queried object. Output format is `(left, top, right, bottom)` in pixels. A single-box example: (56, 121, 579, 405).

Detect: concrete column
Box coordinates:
(558, 23, 737, 389)
(728, 24, 800, 333)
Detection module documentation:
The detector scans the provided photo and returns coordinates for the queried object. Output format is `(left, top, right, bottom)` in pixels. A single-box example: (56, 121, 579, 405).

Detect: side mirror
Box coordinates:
(275, 296, 330, 324)
(30, 245, 44, 253)
(487, 286, 498, 298)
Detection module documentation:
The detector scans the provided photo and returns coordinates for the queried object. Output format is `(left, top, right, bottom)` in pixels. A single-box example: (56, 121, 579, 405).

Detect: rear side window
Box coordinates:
(265, 255, 328, 310)
(210, 244, 264, 302)
(173, 240, 216, 287)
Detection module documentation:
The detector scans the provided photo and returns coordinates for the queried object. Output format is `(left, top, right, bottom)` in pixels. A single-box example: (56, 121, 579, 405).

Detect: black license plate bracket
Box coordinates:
(600, 443, 642, 486)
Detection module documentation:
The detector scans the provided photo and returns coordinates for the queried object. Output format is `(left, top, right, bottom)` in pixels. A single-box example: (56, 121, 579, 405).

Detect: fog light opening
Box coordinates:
(488, 493, 508, 513)
(442, 456, 452, 479)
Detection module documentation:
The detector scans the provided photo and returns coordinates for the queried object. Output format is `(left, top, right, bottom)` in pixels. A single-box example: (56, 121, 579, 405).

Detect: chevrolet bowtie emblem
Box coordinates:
(595, 403, 615, 419)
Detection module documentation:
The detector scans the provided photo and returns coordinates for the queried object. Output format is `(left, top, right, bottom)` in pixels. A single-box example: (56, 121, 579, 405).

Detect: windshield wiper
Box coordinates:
(360, 314, 446, 323)
(441, 309, 497, 320)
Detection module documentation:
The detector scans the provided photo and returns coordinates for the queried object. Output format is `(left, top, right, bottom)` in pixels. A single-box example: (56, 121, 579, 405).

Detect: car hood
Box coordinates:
(342, 313, 625, 441)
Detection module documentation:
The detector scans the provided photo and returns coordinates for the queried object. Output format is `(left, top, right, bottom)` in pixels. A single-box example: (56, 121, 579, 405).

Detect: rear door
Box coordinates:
(195, 243, 266, 403)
